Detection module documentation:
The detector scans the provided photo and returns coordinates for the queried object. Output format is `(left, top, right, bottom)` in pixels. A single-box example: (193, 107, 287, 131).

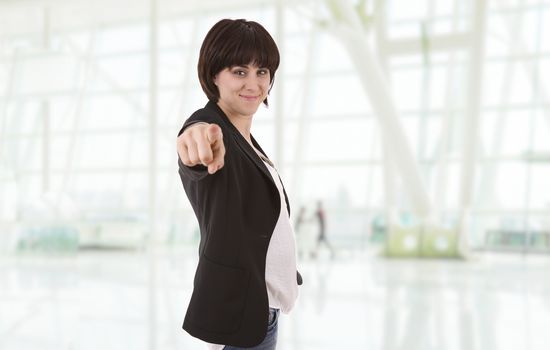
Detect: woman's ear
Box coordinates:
(213, 74, 218, 86)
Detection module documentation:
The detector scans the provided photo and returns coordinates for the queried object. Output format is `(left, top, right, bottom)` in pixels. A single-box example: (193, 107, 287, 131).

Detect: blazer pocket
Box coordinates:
(187, 255, 250, 334)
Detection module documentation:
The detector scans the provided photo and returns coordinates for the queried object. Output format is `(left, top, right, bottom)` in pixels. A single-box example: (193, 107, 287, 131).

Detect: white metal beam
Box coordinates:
(63, 38, 148, 117)
(385, 33, 472, 56)
(373, 0, 398, 224)
(476, 4, 522, 212)
(432, 0, 462, 217)
(55, 28, 97, 210)
(325, 0, 432, 218)
(0, 51, 19, 165)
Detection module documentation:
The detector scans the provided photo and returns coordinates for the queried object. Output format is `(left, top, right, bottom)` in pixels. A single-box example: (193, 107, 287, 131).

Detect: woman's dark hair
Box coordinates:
(198, 18, 280, 107)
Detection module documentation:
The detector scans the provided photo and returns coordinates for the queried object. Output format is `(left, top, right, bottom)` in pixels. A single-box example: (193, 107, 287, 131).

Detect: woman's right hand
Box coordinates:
(177, 122, 225, 175)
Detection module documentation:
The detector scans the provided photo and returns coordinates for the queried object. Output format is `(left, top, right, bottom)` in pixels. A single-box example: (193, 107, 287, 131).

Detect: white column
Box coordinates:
(274, 0, 285, 169)
(41, 7, 51, 194)
(290, 4, 319, 204)
(148, 0, 159, 349)
(459, 0, 488, 234)
(373, 0, 399, 225)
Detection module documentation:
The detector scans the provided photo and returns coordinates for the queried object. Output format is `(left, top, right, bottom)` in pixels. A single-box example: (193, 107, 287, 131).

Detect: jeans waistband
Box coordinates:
(268, 307, 279, 324)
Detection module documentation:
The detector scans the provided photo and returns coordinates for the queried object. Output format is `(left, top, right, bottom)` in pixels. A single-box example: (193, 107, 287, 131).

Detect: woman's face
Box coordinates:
(214, 64, 271, 119)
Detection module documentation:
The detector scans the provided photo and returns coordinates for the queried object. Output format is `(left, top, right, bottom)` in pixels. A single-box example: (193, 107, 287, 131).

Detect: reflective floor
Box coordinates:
(1, 247, 550, 350)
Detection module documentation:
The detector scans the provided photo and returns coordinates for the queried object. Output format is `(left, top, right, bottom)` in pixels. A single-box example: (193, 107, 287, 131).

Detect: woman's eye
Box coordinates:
(233, 70, 246, 76)
(258, 70, 268, 75)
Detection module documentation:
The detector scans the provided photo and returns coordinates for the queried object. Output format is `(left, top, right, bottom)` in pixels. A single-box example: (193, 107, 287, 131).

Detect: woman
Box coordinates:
(176, 18, 302, 350)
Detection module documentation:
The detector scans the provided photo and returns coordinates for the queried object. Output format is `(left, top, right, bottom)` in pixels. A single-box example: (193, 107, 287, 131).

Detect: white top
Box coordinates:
(259, 149, 300, 313)
(204, 147, 299, 350)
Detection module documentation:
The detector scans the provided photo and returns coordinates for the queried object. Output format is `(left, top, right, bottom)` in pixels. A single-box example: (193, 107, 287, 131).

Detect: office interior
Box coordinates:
(1, 0, 550, 349)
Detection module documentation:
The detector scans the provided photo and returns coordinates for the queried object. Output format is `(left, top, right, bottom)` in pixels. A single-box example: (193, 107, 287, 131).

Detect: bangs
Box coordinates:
(222, 26, 279, 71)
(209, 20, 280, 74)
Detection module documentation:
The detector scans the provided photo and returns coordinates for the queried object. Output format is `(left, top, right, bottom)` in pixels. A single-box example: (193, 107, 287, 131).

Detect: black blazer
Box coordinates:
(177, 100, 302, 347)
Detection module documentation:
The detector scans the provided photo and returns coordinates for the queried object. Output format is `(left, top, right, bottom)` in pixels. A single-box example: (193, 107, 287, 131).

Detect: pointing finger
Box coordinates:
(206, 124, 223, 145)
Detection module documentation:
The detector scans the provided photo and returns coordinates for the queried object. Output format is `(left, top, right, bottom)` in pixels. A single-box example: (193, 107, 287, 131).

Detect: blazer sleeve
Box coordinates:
(176, 109, 220, 182)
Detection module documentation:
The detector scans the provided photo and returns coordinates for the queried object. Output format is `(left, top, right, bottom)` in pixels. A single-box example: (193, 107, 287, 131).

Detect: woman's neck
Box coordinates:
(217, 102, 253, 143)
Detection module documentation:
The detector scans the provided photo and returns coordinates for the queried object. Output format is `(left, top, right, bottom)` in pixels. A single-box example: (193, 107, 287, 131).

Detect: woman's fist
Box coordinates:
(177, 123, 225, 174)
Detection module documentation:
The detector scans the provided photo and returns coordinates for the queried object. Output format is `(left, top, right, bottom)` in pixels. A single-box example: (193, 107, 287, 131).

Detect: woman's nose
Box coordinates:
(243, 75, 262, 90)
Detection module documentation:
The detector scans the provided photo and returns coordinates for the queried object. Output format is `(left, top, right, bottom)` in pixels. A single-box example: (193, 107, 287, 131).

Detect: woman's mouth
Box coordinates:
(239, 94, 259, 102)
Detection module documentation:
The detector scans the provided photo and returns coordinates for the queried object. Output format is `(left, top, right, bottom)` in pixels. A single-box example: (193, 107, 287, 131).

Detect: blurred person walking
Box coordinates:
(314, 200, 335, 259)
(293, 205, 316, 260)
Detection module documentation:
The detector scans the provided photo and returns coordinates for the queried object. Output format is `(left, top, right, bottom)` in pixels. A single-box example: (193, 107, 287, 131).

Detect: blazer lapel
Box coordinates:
(234, 134, 276, 187)
(205, 101, 276, 187)
(252, 135, 291, 218)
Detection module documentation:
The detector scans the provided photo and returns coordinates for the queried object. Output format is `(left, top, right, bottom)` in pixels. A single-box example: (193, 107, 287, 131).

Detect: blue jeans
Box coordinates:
(223, 308, 279, 350)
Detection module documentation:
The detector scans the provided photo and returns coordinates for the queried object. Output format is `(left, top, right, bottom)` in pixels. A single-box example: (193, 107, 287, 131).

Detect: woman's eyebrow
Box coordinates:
(233, 65, 267, 69)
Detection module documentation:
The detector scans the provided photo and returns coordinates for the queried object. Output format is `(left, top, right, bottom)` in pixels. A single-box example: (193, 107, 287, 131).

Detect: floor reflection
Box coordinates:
(1, 249, 549, 350)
